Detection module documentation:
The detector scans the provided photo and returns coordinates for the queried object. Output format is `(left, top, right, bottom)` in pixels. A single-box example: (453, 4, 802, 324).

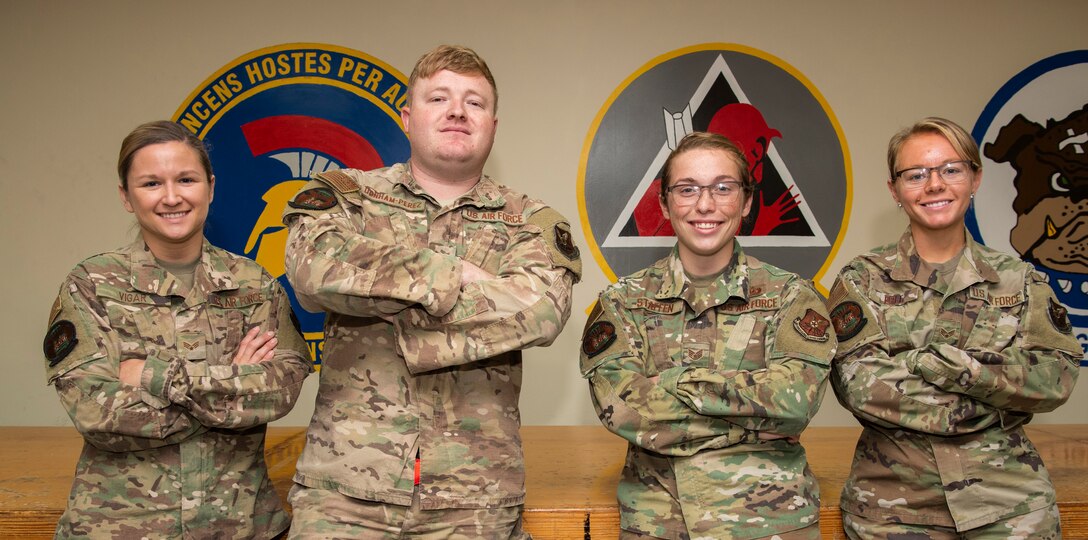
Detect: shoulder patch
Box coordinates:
(553, 222, 580, 261)
(582, 321, 617, 358)
(527, 206, 582, 279)
(830, 301, 867, 341)
(793, 308, 831, 342)
(316, 170, 360, 194)
(44, 320, 78, 367)
(288, 187, 338, 210)
(1048, 297, 1073, 334)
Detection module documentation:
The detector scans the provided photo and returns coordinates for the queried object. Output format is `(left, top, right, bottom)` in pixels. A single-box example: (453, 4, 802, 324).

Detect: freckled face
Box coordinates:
(118, 141, 213, 260)
(889, 132, 981, 235)
(660, 148, 752, 275)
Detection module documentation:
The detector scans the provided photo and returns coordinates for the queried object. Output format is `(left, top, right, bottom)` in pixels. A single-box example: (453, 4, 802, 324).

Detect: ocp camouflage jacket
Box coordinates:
(282, 164, 580, 509)
(828, 227, 1081, 530)
(580, 246, 833, 539)
(45, 239, 311, 539)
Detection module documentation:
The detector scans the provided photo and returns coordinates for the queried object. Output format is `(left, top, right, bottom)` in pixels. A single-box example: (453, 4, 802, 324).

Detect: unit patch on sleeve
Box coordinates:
(554, 223, 580, 261)
(582, 321, 617, 358)
(288, 187, 338, 210)
(793, 308, 830, 342)
(43, 320, 78, 366)
(1048, 297, 1073, 334)
(830, 301, 867, 341)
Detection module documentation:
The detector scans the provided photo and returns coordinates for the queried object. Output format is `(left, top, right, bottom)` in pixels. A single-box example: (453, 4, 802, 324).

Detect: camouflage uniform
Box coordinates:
(44, 240, 312, 539)
(281, 165, 579, 512)
(828, 227, 1081, 535)
(579, 245, 833, 540)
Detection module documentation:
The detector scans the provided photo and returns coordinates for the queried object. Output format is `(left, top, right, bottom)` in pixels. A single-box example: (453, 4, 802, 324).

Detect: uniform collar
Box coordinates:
(887, 226, 1000, 292)
(656, 243, 750, 313)
(397, 161, 507, 210)
(127, 238, 238, 298)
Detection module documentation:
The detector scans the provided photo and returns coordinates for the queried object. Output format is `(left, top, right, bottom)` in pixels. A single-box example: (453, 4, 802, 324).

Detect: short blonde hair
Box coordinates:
(407, 45, 498, 112)
(887, 117, 981, 180)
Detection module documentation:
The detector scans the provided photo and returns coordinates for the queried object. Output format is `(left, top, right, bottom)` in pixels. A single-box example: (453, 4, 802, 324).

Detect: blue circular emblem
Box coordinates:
(174, 43, 411, 365)
(968, 50, 1088, 365)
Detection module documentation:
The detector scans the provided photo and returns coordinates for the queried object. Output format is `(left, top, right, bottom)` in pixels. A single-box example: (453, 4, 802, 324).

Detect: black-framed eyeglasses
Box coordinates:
(894, 160, 976, 189)
(666, 181, 744, 205)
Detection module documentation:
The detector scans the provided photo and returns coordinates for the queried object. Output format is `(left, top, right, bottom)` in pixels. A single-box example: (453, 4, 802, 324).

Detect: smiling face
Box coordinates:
(401, 69, 498, 183)
(118, 141, 213, 262)
(660, 147, 753, 275)
(889, 132, 982, 237)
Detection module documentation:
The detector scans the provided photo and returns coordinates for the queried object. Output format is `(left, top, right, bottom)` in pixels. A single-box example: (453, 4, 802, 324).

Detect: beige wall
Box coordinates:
(2, 1, 1084, 427)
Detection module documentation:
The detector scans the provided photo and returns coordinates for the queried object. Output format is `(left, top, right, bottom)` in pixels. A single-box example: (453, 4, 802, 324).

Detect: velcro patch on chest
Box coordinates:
(793, 308, 831, 342)
(582, 321, 617, 358)
(44, 320, 78, 367)
(99, 288, 160, 305)
(830, 301, 867, 340)
(361, 185, 425, 211)
(630, 297, 682, 314)
(209, 290, 265, 309)
(721, 296, 779, 313)
(463, 208, 526, 225)
(288, 187, 338, 210)
(989, 292, 1024, 308)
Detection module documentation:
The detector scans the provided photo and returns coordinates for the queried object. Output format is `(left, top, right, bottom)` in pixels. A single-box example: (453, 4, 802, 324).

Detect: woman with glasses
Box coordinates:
(44, 120, 312, 539)
(827, 117, 1080, 539)
(580, 132, 833, 539)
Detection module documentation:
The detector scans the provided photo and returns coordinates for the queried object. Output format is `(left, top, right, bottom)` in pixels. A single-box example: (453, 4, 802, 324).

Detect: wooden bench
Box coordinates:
(2, 426, 1085, 539)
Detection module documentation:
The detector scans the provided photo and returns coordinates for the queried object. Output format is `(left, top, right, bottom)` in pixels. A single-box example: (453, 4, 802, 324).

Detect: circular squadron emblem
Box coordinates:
(968, 50, 1088, 364)
(174, 43, 410, 365)
(578, 43, 851, 290)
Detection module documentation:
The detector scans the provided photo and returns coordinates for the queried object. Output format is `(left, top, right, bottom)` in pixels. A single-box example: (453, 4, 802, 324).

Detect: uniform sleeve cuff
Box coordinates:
(141, 355, 181, 406)
(657, 366, 689, 395)
(423, 255, 464, 317)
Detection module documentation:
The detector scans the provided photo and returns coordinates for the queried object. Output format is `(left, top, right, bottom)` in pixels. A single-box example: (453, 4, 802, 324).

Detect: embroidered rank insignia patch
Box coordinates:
(288, 187, 338, 210)
(554, 223, 580, 261)
(319, 170, 360, 194)
(830, 301, 866, 341)
(582, 321, 617, 358)
(1048, 297, 1073, 334)
(44, 320, 78, 366)
(793, 308, 830, 342)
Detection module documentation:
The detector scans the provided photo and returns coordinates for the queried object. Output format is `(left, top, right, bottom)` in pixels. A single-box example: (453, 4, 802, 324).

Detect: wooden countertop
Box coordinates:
(2, 425, 1086, 539)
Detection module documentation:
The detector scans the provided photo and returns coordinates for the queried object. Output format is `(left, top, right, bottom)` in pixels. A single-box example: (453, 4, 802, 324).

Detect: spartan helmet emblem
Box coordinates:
(240, 116, 385, 278)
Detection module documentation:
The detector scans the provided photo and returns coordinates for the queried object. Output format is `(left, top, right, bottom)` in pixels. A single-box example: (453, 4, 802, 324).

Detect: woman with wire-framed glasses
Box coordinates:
(580, 132, 833, 539)
(827, 117, 1080, 539)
